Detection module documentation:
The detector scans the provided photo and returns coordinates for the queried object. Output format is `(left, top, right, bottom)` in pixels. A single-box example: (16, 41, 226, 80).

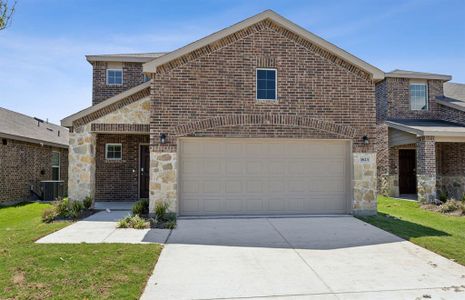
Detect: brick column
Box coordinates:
(68, 124, 96, 202)
(376, 124, 389, 196)
(149, 150, 177, 214)
(416, 136, 436, 202)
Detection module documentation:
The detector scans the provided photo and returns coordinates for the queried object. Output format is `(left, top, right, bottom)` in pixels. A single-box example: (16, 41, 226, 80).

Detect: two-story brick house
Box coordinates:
(376, 72, 465, 203)
(62, 10, 465, 216)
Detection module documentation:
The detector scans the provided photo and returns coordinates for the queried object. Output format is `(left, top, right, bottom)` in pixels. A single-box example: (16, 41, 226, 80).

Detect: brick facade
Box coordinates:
(0, 138, 68, 202)
(151, 22, 376, 153)
(95, 134, 149, 201)
(439, 105, 465, 125)
(92, 61, 145, 105)
(147, 20, 377, 215)
(375, 78, 444, 121)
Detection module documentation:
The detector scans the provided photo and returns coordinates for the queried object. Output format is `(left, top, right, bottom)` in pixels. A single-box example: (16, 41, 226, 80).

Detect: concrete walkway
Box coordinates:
(141, 216, 465, 300)
(36, 210, 170, 244)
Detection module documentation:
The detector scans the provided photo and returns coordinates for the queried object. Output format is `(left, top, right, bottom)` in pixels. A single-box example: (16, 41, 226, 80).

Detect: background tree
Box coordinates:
(0, 0, 16, 31)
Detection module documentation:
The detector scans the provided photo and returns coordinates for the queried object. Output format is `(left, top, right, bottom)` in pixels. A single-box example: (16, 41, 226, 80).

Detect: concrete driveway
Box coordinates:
(141, 216, 465, 300)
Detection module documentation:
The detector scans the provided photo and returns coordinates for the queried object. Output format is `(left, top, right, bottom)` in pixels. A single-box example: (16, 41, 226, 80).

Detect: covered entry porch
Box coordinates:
(385, 120, 465, 202)
(93, 130, 150, 203)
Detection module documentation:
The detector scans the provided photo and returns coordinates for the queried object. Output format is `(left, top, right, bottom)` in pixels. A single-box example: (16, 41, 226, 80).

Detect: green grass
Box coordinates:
(0, 202, 162, 299)
(359, 196, 465, 266)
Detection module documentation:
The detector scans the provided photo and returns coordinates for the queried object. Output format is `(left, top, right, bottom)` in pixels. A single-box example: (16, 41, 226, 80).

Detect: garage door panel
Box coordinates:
(180, 139, 350, 215)
(246, 198, 264, 211)
(203, 181, 223, 193)
(202, 198, 223, 212)
(267, 161, 285, 176)
(246, 180, 264, 193)
(268, 197, 287, 211)
(204, 159, 222, 174)
(225, 198, 243, 212)
(182, 198, 201, 213)
(225, 160, 243, 175)
(225, 181, 243, 193)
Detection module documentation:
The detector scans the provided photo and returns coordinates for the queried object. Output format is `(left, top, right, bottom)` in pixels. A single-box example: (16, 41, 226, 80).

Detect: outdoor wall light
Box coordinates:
(160, 133, 167, 144)
(362, 135, 369, 145)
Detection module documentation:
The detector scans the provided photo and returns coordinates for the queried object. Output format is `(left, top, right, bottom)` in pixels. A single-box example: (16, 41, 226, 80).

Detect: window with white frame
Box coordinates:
(52, 152, 60, 180)
(410, 82, 428, 110)
(106, 69, 123, 85)
(105, 143, 122, 160)
(256, 68, 277, 100)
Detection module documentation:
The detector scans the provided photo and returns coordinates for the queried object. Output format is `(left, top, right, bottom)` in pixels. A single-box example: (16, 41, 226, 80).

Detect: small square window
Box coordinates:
(107, 69, 123, 85)
(105, 143, 122, 160)
(143, 74, 151, 82)
(256, 68, 277, 101)
(409, 82, 428, 110)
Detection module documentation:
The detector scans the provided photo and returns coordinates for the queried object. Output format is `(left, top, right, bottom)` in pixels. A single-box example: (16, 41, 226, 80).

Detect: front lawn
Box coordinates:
(359, 196, 465, 266)
(0, 202, 162, 299)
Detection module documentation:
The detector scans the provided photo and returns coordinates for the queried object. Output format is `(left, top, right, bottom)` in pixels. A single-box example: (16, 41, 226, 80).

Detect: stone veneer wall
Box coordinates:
(68, 98, 151, 202)
(68, 124, 96, 201)
(352, 153, 377, 215)
(416, 136, 436, 202)
(149, 152, 177, 213)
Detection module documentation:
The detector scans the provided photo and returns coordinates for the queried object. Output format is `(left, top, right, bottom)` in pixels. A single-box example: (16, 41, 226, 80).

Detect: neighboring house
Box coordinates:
(377, 75, 465, 203)
(61, 10, 463, 216)
(0, 107, 69, 203)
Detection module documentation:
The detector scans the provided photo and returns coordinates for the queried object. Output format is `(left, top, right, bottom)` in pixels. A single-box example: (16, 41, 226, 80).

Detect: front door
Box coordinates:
(399, 149, 416, 194)
(139, 145, 150, 198)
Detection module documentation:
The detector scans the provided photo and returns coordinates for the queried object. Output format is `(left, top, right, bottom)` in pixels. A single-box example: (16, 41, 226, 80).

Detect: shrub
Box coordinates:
(117, 215, 150, 229)
(83, 196, 93, 210)
(438, 190, 448, 203)
(438, 200, 462, 214)
(131, 215, 150, 229)
(42, 208, 58, 223)
(154, 201, 170, 221)
(164, 219, 176, 229)
(53, 197, 70, 217)
(69, 201, 85, 219)
(117, 216, 131, 228)
(132, 199, 149, 216)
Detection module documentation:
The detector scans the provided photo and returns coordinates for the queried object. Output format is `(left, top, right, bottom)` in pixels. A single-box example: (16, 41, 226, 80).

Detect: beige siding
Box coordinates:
(388, 128, 417, 147)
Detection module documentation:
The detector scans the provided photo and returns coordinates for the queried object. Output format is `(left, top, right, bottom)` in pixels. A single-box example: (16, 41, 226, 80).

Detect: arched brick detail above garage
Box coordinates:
(174, 114, 357, 138)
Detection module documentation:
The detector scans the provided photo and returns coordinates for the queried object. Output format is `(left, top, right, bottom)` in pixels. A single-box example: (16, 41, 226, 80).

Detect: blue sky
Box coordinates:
(0, 0, 464, 124)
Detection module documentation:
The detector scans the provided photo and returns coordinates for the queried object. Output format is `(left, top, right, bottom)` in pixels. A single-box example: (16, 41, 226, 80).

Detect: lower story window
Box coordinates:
(105, 143, 122, 160)
(52, 151, 60, 180)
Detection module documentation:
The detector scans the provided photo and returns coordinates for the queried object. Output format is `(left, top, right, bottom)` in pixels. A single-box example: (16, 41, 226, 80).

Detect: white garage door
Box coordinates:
(179, 138, 351, 216)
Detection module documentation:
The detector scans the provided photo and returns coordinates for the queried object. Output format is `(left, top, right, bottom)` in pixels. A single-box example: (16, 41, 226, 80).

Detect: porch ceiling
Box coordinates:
(386, 120, 465, 138)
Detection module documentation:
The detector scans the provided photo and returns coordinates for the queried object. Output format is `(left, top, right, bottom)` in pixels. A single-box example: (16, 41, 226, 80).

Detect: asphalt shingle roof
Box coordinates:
(0, 107, 68, 148)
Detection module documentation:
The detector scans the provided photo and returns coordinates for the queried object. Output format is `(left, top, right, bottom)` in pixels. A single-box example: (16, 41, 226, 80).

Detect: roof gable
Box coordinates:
(143, 10, 384, 81)
(61, 81, 151, 128)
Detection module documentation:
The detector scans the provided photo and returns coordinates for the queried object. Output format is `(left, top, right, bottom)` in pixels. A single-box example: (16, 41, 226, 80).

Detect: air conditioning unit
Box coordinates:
(40, 180, 65, 201)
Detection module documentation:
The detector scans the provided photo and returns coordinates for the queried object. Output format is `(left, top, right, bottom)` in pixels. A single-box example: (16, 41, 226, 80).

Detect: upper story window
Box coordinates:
(409, 82, 428, 111)
(105, 143, 122, 160)
(256, 68, 277, 101)
(143, 74, 150, 82)
(106, 69, 123, 85)
(51, 151, 60, 180)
